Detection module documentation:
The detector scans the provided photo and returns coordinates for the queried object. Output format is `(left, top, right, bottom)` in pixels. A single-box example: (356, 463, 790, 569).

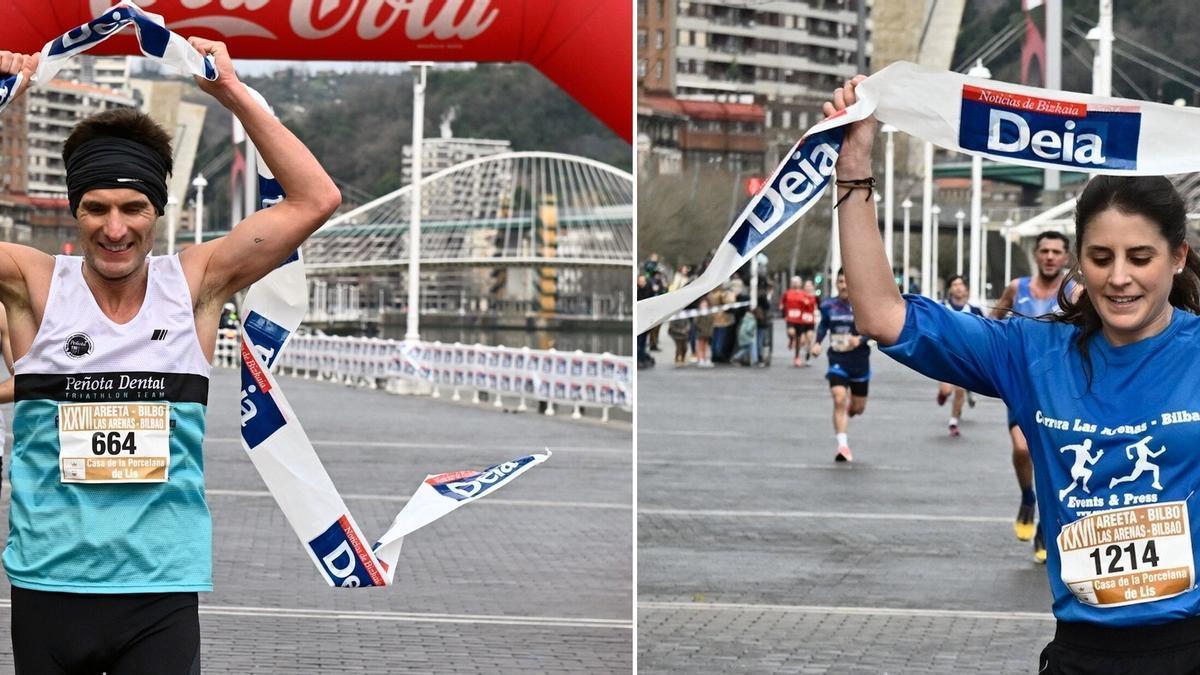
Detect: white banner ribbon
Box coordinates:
(0, 1, 216, 114)
(7, 1, 550, 589)
(637, 61, 1200, 333)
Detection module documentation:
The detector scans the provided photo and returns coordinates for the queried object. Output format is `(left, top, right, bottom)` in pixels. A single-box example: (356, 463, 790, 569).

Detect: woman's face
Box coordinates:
(1079, 207, 1188, 346)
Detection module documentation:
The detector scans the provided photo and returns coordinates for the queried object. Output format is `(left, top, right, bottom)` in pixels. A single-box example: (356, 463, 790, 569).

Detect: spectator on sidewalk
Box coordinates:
(637, 274, 655, 369)
(694, 298, 715, 368)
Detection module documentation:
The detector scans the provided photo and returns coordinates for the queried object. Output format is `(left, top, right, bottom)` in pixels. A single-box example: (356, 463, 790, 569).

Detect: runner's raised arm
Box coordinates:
(178, 38, 341, 310)
(823, 76, 906, 345)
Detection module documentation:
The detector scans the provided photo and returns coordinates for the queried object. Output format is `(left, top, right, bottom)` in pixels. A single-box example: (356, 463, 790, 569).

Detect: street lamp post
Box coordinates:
(931, 205, 941, 296)
(191, 174, 207, 246)
(967, 60, 992, 306)
(407, 62, 433, 341)
(955, 209, 966, 275)
(980, 214, 990, 302)
(882, 124, 897, 269)
(921, 142, 933, 297)
(1087, 0, 1113, 98)
(901, 198, 913, 293)
(1004, 217, 1015, 285)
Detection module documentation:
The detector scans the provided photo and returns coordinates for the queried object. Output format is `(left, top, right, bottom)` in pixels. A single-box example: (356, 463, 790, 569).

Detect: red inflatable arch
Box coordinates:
(2, 0, 631, 142)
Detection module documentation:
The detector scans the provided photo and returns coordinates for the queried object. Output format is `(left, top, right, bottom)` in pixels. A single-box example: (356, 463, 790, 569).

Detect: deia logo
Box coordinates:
(53, 10, 129, 55)
(747, 139, 838, 235)
(307, 515, 385, 588)
(64, 333, 93, 359)
(959, 84, 1141, 171)
(428, 455, 539, 501)
(727, 126, 842, 257)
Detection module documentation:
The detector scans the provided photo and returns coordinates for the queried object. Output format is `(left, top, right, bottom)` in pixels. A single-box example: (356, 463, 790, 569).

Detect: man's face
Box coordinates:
(1035, 236, 1069, 280)
(949, 278, 969, 302)
(77, 188, 156, 281)
(836, 273, 847, 296)
(803, 281, 815, 293)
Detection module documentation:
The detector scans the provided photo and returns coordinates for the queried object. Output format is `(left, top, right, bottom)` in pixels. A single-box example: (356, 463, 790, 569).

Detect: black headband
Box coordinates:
(65, 137, 170, 217)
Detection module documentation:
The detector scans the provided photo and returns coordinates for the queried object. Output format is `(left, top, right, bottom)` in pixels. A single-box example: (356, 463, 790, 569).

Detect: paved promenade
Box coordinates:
(0, 368, 632, 673)
(638, 321, 1054, 674)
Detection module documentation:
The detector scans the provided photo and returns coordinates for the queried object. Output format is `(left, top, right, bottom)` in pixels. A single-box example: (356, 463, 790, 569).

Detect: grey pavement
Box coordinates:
(638, 321, 1055, 674)
(0, 367, 632, 673)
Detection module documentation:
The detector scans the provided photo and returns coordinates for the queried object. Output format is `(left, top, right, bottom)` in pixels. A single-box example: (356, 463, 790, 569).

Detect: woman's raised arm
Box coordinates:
(826, 76, 907, 345)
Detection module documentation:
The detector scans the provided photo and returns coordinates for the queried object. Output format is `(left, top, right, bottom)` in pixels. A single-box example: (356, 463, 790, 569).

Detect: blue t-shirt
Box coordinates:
(882, 294, 1200, 627)
(816, 297, 870, 374)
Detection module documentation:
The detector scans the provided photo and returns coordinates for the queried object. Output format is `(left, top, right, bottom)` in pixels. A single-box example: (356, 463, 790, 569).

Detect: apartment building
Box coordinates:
(639, 0, 868, 174)
(25, 79, 138, 198)
(673, 0, 867, 101)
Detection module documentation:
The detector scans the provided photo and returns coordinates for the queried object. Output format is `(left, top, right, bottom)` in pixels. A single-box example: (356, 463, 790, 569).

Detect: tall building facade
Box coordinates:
(638, 0, 870, 174)
(401, 137, 512, 219)
(25, 80, 138, 198)
(637, 0, 676, 94)
(673, 0, 868, 101)
(54, 56, 132, 93)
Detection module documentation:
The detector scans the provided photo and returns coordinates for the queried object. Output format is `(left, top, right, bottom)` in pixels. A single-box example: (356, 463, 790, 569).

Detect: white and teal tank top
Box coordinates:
(6, 255, 212, 593)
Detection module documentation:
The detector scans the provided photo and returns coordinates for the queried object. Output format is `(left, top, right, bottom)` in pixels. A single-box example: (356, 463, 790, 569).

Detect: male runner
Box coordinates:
(0, 42, 340, 673)
(811, 270, 871, 462)
(780, 276, 818, 367)
(992, 230, 1072, 563)
(935, 275, 982, 437)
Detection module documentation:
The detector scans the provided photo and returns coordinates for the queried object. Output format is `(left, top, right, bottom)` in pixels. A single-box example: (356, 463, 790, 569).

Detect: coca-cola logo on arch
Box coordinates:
(11, 0, 631, 141)
(87, 0, 499, 42)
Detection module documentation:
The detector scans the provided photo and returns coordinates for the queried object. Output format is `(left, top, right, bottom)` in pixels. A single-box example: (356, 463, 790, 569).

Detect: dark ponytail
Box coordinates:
(1053, 176, 1199, 387)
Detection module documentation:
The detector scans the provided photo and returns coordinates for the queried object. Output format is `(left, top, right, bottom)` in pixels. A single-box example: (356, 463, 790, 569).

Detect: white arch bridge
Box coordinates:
(302, 151, 632, 322)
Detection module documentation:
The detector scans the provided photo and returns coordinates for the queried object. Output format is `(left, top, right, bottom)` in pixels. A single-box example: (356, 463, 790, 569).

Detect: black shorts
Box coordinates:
(11, 586, 201, 674)
(786, 322, 814, 333)
(1039, 615, 1200, 674)
(827, 374, 869, 397)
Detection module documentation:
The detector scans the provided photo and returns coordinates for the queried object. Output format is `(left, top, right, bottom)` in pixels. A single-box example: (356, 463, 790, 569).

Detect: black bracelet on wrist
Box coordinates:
(834, 176, 877, 208)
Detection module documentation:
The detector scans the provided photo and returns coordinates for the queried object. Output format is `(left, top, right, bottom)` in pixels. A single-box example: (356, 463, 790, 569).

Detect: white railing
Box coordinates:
(213, 329, 632, 422)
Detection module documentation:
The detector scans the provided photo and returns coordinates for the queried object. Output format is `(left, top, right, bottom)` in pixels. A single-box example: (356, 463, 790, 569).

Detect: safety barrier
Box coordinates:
(214, 329, 632, 422)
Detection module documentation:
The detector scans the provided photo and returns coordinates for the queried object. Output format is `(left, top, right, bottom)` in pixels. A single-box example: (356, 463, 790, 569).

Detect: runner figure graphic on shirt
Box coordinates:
(1109, 436, 1166, 490)
(1058, 439, 1104, 502)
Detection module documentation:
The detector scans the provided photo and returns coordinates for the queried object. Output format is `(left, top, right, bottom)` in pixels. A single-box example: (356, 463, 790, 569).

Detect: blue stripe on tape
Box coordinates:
(239, 361, 286, 449)
(49, 9, 130, 57)
(131, 12, 171, 57)
(307, 517, 383, 588)
(258, 176, 284, 210)
(243, 311, 290, 369)
(428, 455, 540, 502)
(0, 75, 16, 110)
